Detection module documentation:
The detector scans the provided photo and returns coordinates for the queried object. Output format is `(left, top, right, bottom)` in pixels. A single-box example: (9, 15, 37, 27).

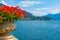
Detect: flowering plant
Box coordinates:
(0, 5, 26, 24)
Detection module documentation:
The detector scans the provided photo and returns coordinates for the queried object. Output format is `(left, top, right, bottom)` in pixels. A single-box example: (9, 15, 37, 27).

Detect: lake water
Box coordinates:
(11, 21, 60, 40)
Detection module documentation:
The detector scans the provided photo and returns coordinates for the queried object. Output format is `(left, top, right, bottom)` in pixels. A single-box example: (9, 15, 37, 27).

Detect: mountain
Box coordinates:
(26, 12, 55, 20)
(26, 12, 34, 18)
(46, 13, 60, 20)
(26, 12, 60, 20)
(0, 3, 4, 6)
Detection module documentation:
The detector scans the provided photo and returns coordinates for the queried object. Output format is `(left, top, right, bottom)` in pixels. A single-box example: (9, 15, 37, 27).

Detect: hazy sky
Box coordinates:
(0, 0, 60, 16)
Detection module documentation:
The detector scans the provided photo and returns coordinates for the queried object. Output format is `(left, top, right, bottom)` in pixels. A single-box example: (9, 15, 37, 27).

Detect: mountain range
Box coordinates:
(26, 12, 55, 20)
(0, 3, 4, 6)
(26, 12, 60, 20)
(46, 13, 60, 20)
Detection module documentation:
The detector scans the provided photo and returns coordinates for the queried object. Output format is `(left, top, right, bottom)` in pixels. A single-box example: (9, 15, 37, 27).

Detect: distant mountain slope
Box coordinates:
(26, 12, 55, 20)
(46, 13, 60, 20)
(0, 3, 4, 6)
(26, 12, 34, 19)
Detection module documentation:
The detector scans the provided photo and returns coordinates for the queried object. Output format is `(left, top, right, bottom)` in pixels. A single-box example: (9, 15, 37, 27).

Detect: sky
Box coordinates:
(0, 0, 60, 16)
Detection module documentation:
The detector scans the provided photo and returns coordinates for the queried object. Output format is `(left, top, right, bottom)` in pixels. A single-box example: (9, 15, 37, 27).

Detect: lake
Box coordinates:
(11, 21, 60, 40)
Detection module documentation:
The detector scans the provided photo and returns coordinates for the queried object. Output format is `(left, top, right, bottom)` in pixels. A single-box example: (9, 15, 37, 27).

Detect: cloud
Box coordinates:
(27, 8, 60, 16)
(1, 0, 16, 7)
(18, 1, 44, 7)
(0, 0, 12, 6)
(0, 0, 7, 5)
(50, 9, 60, 14)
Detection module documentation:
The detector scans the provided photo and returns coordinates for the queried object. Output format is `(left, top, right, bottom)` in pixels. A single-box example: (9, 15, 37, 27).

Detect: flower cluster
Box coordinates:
(0, 5, 26, 23)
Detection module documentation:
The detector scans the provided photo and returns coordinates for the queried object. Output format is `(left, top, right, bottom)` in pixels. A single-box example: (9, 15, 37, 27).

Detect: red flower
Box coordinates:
(16, 11, 21, 17)
(0, 5, 26, 20)
(9, 13, 13, 16)
(21, 10, 26, 18)
(1, 5, 7, 13)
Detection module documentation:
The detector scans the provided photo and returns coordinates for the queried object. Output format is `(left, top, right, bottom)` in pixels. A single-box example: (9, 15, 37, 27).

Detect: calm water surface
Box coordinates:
(11, 21, 60, 40)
